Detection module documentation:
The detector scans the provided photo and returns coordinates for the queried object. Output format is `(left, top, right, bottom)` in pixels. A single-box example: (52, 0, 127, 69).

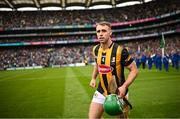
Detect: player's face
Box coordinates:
(96, 25, 112, 44)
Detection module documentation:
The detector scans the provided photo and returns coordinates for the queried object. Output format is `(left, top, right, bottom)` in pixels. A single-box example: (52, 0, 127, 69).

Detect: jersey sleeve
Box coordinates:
(121, 48, 134, 66)
(92, 45, 99, 63)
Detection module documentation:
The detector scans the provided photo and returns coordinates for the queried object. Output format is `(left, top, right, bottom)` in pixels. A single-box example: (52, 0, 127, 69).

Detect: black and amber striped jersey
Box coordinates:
(93, 43, 133, 96)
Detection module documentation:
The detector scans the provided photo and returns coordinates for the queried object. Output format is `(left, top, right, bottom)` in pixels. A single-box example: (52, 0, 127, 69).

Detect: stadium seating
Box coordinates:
(0, 0, 179, 70)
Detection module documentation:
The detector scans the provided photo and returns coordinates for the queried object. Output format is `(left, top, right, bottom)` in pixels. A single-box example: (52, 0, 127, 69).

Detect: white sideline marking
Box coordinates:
(62, 68, 90, 118)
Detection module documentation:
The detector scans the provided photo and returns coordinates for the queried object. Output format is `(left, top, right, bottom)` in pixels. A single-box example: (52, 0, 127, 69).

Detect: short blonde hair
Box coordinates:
(96, 21, 112, 29)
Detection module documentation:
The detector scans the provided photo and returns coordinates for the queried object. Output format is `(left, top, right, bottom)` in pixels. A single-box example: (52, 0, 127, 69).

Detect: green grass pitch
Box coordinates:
(0, 66, 180, 118)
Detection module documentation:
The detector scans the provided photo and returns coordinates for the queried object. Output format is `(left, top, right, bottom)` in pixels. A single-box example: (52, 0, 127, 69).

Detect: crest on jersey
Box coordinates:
(111, 57, 115, 63)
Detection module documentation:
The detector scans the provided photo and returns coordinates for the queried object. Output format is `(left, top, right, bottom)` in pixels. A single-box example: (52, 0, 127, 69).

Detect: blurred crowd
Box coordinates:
(0, 45, 94, 70)
(0, 0, 179, 71)
(0, 35, 179, 70)
(1, 22, 180, 43)
(0, 0, 179, 28)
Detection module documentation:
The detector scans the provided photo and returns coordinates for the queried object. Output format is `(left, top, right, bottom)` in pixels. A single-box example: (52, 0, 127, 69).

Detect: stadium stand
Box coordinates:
(0, 0, 179, 70)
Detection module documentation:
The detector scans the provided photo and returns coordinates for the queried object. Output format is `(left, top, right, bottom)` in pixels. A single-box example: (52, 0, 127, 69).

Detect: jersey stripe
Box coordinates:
(101, 52, 108, 95)
(110, 44, 120, 87)
(116, 46, 123, 86)
(105, 43, 113, 94)
(97, 48, 108, 95)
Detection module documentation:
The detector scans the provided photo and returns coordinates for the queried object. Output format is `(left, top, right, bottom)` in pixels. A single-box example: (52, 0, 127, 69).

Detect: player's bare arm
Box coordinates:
(89, 63, 99, 88)
(118, 61, 138, 98)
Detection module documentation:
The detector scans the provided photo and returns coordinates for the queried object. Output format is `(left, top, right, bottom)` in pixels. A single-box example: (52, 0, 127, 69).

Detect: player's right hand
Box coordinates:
(89, 79, 96, 88)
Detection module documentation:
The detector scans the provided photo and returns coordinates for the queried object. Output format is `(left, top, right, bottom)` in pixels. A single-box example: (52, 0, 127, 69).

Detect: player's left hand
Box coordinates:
(117, 85, 126, 98)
